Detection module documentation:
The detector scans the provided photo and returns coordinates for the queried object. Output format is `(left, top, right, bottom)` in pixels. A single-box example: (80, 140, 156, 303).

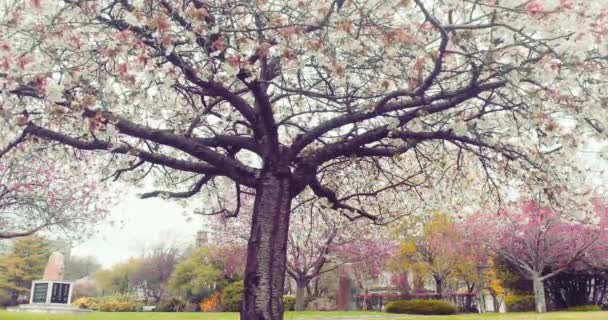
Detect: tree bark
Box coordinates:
(294, 279, 307, 311)
(434, 275, 444, 297)
(599, 279, 607, 305)
(533, 275, 547, 313)
(592, 277, 600, 305)
(242, 173, 292, 320)
(491, 292, 500, 313)
(361, 287, 369, 311)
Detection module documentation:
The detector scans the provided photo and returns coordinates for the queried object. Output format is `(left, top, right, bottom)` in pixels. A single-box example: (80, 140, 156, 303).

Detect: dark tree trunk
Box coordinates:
(600, 279, 608, 304)
(10, 291, 18, 306)
(465, 283, 475, 311)
(491, 292, 500, 313)
(337, 271, 352, 311)
(360, 286, 369, 311)
(434, 275, 444, 297)
(242, 173, 292, 320)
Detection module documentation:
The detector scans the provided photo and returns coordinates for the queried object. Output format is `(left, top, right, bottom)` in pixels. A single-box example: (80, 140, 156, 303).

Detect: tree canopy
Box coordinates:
(1, 1, 607, 318)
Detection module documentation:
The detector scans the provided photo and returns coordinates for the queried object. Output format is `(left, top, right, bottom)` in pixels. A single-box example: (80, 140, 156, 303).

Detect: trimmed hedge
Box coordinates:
(158, 298, 186, 312)
(506, 295, 535, 312)
(283, 295, 296, 311)
(385, 300, 457, 315)
(567, 305, 602, 312)
(72, 295, 141, 312)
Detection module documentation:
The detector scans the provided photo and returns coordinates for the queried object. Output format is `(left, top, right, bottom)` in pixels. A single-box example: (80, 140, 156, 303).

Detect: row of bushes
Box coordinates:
(73, 281, 297, 313)
(384, 296, 608, 315)
(71, 294, 608, 314)
(385, 300, 458, 315)
(73, 295, 141, 312)
(505, 295, 535, 312)
(505, 294, 606, 312)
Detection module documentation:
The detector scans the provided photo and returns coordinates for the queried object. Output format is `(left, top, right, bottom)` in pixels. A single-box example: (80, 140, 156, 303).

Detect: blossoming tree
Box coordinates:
(0, 149, 108, 240)
(211, 196, 395, 311)
(461, 201, 608, 312)
(1, 0, 607, 318)
(336, 235, 395, 310)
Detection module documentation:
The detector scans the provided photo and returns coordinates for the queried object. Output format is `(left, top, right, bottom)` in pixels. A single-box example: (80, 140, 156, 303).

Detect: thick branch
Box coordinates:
(140, 175, 213, 199)
(289, 80, 506, 159)
(309, 178, 378, 221)
(0, 129, 27, 159)
(84, 110, 258, 185)
(24, 123, 245, 182)
(0, 223, 48, 239)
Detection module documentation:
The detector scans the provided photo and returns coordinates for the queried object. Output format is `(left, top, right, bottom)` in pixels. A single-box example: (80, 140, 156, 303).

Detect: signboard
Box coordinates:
(50, 283, 70, 304)
(32, 283, 49, 303)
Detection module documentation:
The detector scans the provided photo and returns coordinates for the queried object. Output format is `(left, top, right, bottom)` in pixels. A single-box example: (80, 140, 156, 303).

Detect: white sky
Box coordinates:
(71, 190, 203, 268)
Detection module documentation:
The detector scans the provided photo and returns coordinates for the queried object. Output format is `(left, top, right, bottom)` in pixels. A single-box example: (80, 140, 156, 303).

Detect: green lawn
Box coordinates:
(1, 311, 608, 320)
(0, 311, 608, 320)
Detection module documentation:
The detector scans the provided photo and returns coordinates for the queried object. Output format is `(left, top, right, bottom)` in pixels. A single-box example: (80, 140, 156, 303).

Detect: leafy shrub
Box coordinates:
(222, 281, 244, 312)
(73, 297, 96, 310)
(283, 295, 296, 311)
(75, 295, 140, 312)
(99, 300, 138, 312)
(385, 300, 457, 315)
(567, 305, 601, 312)
(505, 294, 535, 312)
(158, 297, 186, 312)
(200, 292, 223, 312)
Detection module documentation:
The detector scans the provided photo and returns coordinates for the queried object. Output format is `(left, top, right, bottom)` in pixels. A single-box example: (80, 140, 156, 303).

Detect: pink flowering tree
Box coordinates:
(2, 1, 608, 318)
(0, 148, 108, 240)
(212, 197, 394, 311)
(337, 236, 395, 310)
(462, 201, 607, 313)
(287, 214, 394, 311)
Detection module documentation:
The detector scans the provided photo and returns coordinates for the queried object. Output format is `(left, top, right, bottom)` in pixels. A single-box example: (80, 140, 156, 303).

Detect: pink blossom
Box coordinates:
(30, 0, 42, 9)
(0, 42, 10, 52)
(526, 0, 546, 15)
(559, 0, 575, 11)
(16, 54, 35, 70)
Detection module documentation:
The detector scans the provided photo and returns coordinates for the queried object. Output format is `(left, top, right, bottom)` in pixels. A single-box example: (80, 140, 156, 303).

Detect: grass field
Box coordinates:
(1, 311, 608, 320)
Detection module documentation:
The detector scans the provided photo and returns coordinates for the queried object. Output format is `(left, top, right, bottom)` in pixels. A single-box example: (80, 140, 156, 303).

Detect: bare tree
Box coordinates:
(131, 244, 180, 305)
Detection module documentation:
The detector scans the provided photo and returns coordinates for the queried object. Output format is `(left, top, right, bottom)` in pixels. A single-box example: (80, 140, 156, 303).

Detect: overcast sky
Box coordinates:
(71, 190, 203, 267)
